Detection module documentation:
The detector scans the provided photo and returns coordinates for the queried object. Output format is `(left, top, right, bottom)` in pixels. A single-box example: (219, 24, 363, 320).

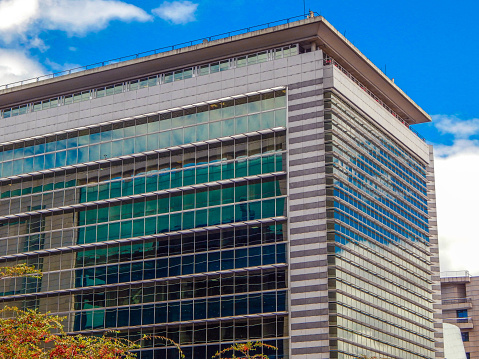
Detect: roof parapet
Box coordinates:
(0, 14, 430, 124)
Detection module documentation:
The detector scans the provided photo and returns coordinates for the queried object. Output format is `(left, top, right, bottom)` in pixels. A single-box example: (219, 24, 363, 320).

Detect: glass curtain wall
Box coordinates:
(0, 90, 286, 178)
(0, 89, 289, 359)
(324, 92, 436, 359)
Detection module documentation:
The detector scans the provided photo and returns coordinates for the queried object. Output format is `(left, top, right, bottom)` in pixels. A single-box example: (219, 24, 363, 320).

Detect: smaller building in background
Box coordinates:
(440, 271, 479, 359)
(443, 323, 467, 359)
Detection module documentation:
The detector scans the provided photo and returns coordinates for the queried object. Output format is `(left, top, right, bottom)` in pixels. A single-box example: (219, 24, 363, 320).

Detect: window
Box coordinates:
(466, 353, 470, 359)
(462, 332, 470, 342)
(457, 309, 469, 318)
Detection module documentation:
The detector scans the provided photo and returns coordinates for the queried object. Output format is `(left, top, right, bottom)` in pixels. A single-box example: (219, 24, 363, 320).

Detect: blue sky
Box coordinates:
(0, 0, 478, 274)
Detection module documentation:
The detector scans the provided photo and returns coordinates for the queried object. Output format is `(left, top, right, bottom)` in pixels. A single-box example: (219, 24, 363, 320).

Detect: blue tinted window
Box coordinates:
(457, 309, 469, 318)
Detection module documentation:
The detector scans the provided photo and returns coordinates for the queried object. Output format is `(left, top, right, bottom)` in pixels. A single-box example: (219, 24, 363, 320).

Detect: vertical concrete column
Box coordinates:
(428, 145, 445, 359)
(287, 50, 329, 359)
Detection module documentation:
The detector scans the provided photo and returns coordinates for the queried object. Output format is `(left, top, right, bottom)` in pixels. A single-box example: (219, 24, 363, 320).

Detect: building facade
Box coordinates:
(0, 16, 443, 359)
(440, 271, 479, 359)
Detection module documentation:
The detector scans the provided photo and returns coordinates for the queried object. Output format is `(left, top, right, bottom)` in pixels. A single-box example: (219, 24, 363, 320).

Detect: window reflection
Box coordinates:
(0, 91, 287, 178)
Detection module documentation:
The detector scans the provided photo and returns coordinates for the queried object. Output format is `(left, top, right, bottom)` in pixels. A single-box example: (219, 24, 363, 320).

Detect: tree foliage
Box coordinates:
(0, 306, 139, 359)
(212, 341, 277, 359)
(0, 263, 42, 279)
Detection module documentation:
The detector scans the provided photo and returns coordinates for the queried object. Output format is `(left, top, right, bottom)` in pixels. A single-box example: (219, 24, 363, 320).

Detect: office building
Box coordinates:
(440, 271, 479, 359)
(0, 15, 442, 358)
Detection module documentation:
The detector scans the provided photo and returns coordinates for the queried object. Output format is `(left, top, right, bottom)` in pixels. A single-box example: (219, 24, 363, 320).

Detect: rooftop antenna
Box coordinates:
(303, 0, 306, 18)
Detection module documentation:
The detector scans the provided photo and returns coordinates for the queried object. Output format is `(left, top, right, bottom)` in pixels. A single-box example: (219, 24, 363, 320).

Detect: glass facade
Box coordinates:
(324, 92, 436, 359)
(0, 90, 286, 178)
(0, 89, 288, 358)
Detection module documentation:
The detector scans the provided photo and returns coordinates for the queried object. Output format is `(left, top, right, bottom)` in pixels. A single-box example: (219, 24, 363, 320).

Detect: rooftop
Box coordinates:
(0, 14, 431, 125)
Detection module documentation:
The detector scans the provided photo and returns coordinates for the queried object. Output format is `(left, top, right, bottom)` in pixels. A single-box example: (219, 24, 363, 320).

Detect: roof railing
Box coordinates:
(441, 270, 471, 278)
(0, 12, 320, 91)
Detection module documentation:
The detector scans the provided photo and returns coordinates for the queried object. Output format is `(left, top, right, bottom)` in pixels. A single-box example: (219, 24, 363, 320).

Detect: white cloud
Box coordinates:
(0, 0, 152, 39)
(432, 114, 479, 275)
(0, 0, 38, 35)
(434, 139, 479, 157)
(41, 0, 152, 35)
(0, 0, 152, 86)
(27, 37, 49, 52)
(433, 114, 479, 138)
(0, 49, 45, 86)
(152, 1, 198, 24)
(436, 151, 479, 275)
